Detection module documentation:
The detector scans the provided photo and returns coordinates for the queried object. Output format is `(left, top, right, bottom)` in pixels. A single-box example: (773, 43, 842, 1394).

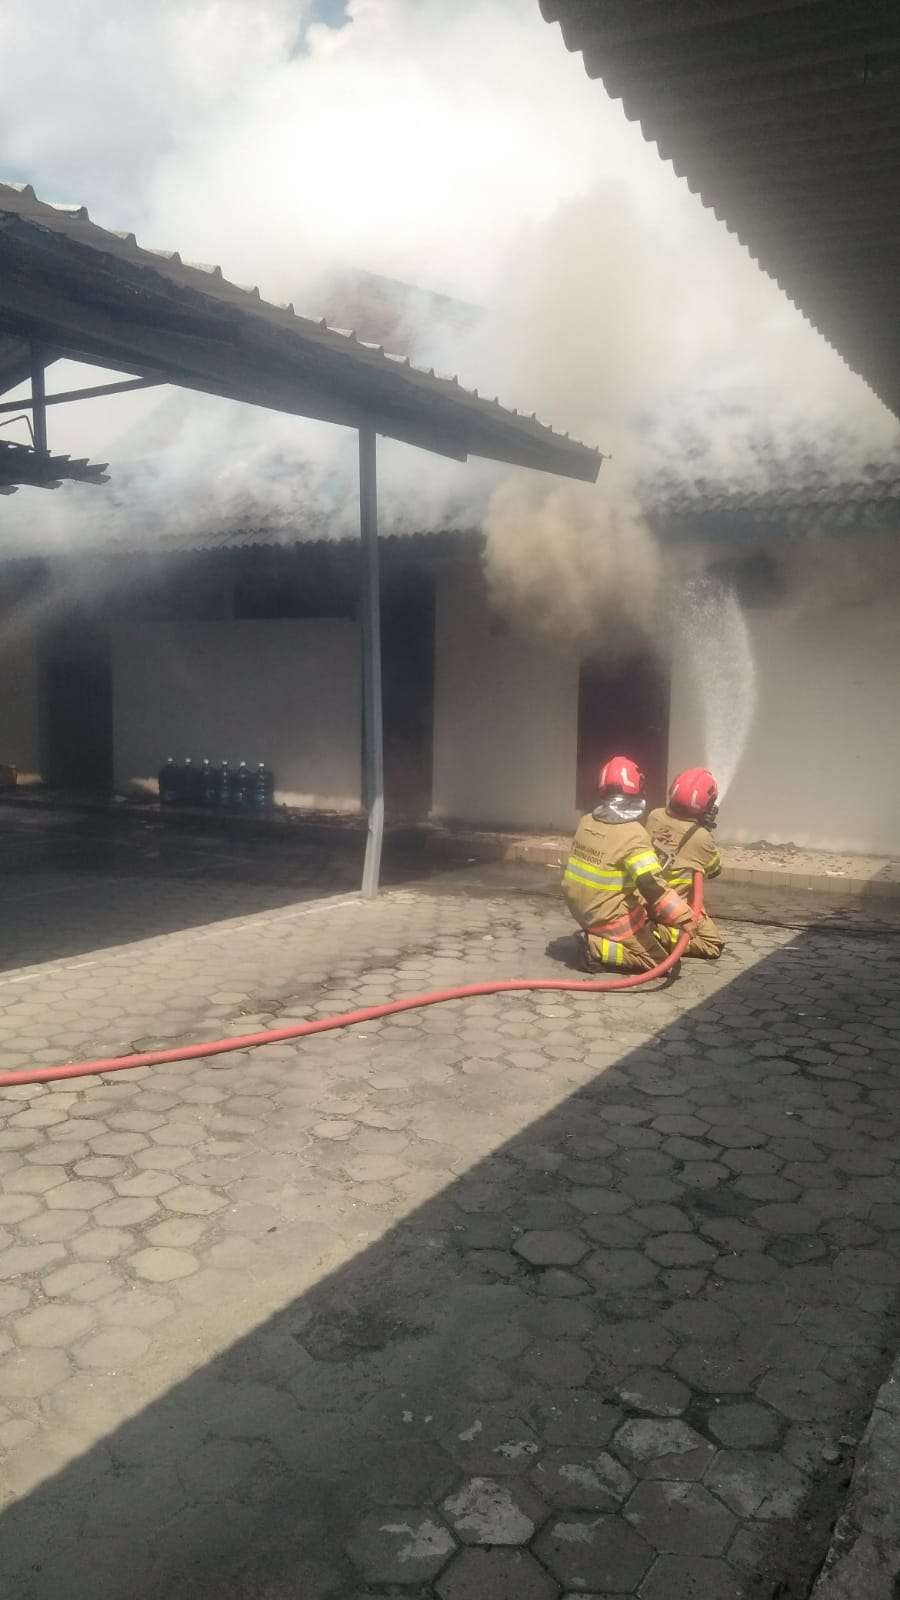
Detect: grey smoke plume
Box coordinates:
(1, 0, 898, 629)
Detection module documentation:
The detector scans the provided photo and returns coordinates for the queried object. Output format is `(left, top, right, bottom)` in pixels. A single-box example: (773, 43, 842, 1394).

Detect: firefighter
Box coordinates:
(647, 767, 724, 959)
(562, 755, 694, 973)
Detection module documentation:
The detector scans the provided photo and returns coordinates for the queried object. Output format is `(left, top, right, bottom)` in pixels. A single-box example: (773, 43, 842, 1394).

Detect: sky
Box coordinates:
(0, 0, 897, 551)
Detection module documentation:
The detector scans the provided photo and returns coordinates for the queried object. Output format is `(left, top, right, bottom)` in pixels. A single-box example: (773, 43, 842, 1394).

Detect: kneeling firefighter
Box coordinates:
(647, 767, 724, 960)
(562, 756, 694, 973)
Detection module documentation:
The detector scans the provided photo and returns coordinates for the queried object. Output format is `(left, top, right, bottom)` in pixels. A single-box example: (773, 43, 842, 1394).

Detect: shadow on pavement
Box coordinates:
(0, 806, 464, 976)
(2, 922, 900, 1599)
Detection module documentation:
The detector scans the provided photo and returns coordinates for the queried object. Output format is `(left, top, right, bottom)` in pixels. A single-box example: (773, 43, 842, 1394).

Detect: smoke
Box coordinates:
(1, 0, 898, 638)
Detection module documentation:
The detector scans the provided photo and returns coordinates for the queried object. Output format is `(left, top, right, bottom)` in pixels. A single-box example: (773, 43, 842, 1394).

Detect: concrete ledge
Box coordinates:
(812, 1362, 900, 1599)
(424, 827, 900, 903)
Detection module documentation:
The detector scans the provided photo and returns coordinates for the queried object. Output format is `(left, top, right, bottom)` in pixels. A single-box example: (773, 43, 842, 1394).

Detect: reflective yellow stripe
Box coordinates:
(566, 855, 626, 887)
(564, 867, 616, 892)
(666, 873, 693, 889)
(625, 849, 660, 878)
(599, 938, 625, 967)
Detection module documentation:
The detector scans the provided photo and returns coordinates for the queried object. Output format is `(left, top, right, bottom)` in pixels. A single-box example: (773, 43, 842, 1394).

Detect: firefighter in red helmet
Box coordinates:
(647, 767, 724, 959)
(562, 755, 694, 972)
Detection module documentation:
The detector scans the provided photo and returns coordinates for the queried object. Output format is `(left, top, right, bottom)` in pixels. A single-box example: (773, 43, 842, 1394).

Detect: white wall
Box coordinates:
(112, 620, 361, 811)
(0, 627, 39, 775)
(669, 600, 900, 855)
(431, 567, 579, 830)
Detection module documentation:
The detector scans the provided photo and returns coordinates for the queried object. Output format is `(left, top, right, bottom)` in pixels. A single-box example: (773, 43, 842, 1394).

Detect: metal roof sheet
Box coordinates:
(540, 0, 900, 421)
(0, 181, 600, 482)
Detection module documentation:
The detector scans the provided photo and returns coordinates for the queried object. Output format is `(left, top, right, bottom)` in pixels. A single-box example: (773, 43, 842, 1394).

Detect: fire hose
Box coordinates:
(0, 875, 703, 1090)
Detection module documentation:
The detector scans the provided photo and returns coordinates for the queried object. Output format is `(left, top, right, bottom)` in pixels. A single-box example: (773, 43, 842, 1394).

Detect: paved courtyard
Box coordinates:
(1, 818, 899, 1599)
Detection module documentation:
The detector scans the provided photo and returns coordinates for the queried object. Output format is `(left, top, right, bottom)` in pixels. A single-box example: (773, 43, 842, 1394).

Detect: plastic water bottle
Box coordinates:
(158, 757, 181, 806)
(218, 761, 232, 808)
(233, 760, 251, 809)
(252, 762, 274, 810)
(200, 759, 217, 807)
(183, 757, 201, 807)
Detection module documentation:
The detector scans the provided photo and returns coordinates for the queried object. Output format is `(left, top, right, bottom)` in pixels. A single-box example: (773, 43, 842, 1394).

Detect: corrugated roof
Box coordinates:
(647, 459, 900, 543)
(0, 181, 600, 482)
(0, 439, 109, 495)
(540, 1, 900, 421)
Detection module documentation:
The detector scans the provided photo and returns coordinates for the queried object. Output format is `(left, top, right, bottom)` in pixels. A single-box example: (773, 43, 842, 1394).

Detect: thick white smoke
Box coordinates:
(1, 0, 897, 620)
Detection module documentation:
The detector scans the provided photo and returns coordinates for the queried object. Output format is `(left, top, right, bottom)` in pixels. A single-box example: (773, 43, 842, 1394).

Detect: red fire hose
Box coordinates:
(0, 877, 702, 1090)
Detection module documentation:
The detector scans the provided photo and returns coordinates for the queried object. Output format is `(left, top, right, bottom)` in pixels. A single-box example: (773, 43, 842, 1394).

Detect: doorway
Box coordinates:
(577, 651, 670, 814)
(39, 619, 113, 793)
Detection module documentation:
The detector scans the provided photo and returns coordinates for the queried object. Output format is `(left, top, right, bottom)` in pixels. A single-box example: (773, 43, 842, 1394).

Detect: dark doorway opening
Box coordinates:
(380, 570, 435, 820)
(39, 618, 113, 793)
(577, 650, 670, 814)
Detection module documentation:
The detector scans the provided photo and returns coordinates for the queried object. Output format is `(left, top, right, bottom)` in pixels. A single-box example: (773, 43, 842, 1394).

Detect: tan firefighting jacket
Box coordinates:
(562, 813, 690, 938)
(646, 808, 722, 897)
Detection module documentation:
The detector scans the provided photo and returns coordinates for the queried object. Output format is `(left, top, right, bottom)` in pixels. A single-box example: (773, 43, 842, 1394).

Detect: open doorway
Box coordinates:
(577, 651, 670, 814)
(39, 619, 113, 794)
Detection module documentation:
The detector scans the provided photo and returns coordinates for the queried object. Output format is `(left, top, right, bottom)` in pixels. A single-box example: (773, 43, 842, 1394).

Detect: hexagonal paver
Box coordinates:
(708, 1403, 781, 1449)
(582, 1250, 657, 1293)
(706, 1451, 808, 1520)
(40, 1260, 120, 1301)
(161, 1184, 226, 1216)
(71, 1228, 135, 1262)
(89, 1132, 149, 1157)
(613, 1419, 716, 1481)
(753, 1204, 821, 1235)
(521, 1341, 594, 1389)
(624, 1481, 735, 1555)
(638, 1554, 746, 1599)
(346, 1509, 456, 1583)
(756, 1368, 845, 1423)
(534, 1512, 654, 1592)
(92, 1198, 159, 1228)
(442, 1477, 542, 1544)
(513, 1230, 588, 1268)
(0, 1347, 71, 1397)
(671, 1343, 767, 1396)
(530, 1449, 634, 1509)
(5, 1165, 66, 1195)
(128, 1247, 199, 1282)
(74, 1328, 151, 1369)
(0, 1243, 68, 1278)
(45, 1180, 113, 1211)
(617, 1369, 691, 1417)
(14, 1303, 95, 1348)
(436, 1547, 557, 1600)
(643, 1233, 718, 1267)
(18, 1209, 88, 1244)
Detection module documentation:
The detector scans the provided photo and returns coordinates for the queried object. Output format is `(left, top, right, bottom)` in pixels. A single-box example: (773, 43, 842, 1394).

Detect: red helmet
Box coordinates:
(598, 755, 644, 797)
(669, 767, 718, 817)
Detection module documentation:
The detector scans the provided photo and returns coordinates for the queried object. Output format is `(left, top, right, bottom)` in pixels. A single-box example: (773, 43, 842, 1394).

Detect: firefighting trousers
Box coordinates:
(584, 924, 675, 972)
(654, 911, 724, 960)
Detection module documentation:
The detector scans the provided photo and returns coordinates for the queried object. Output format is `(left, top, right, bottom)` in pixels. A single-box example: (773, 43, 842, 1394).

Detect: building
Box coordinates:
(2, 459, 898, 855)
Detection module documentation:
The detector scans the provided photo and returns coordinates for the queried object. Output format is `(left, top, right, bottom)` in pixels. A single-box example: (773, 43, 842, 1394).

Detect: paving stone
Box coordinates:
(706, 1450, 809, 1520)
(128, 1246, 199, 1282)
(40, 1260, 121, 1301)
(613, 1418, 716, 1480)
(92, 1197, 160, 1228)
(708, 1403, 781, 1448)
(756, 1368, 846, 1422)
(521, 1340, 594, 1389)
(71, 1228, 135, 1261)
(441, 1476, 542, 1544)
(0, 1346, 71, 1397)
(17, 1209, 88, 1244)
(4, 1164, 67, 1195)
(45, 1179, 114, 1211)
(534, 1512, 654, 1591)
(436, 1547, 558, 1600)
(530, 1449, 634, 1509)
(0, 1242, 67, 1278)
(625, 1480, 736, 1555)
(638, 1554, 747, 1600)
(643, 1232, 718, 1267)
(14, 1302, 95, 1347)
(73, 1327, 151, 1369)
(671, 1343, 768, 1396)
(513, 1230, 589, 1268)
(582, 1250, 658, 1293)
(346, 1509, 456, 1583)
(617, 1369, 691, 1417)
